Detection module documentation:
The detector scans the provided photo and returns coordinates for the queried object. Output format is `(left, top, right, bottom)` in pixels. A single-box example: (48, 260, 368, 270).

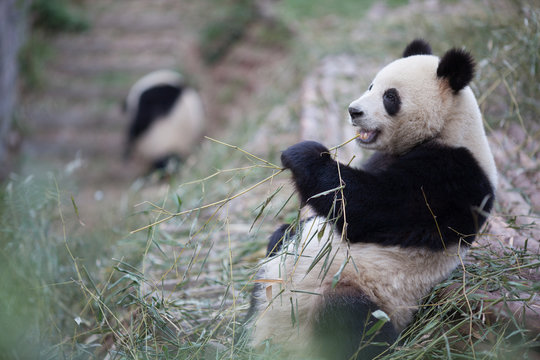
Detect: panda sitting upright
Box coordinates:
(248, 39, 497, 359)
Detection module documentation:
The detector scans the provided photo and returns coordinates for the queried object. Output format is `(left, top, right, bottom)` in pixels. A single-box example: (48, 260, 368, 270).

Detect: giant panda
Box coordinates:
(123, 69, 206, 173)
(247, 39, 497, 360)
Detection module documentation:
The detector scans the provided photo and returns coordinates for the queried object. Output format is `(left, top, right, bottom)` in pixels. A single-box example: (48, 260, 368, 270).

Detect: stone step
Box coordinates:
(25, 127, 124, 156)
(49, 51, 179, 78)
(22, 99, 126, 131)
(79, 0, 185, 32)
(54, 32, 186, 57)
(41, 69, 132, 103)
(225, 41, 283, 69)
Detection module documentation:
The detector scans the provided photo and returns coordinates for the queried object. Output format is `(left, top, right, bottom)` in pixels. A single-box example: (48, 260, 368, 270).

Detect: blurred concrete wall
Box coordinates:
(0, 0, 28, 178)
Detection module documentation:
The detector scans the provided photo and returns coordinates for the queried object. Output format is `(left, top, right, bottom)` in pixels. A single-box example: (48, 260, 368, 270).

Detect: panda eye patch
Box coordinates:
(383, 88, 401, 116)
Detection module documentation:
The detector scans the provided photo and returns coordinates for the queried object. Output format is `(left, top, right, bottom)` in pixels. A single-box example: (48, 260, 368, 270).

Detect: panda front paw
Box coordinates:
(281, 141, 331, 173)
(281, 141, 334, 206)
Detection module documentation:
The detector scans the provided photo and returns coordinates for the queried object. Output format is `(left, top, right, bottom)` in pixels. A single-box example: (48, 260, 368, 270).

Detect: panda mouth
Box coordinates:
(356, 129, 379, 144)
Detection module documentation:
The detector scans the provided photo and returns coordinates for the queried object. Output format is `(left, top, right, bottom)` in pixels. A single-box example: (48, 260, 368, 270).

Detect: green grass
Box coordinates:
(19, 0, 89, 89)
(31, 0, 90, 33)
(199, 0, 257, 64)
(199, 0, 293, 65)
(0, 173, 118, 358)
(18, 32, 54, 90)
(388, 244, 540, 359)
(277, 0, 377, 20)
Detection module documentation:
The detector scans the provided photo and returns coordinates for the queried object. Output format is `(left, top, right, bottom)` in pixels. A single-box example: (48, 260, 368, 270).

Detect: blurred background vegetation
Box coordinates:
(0, 0, 538, 359)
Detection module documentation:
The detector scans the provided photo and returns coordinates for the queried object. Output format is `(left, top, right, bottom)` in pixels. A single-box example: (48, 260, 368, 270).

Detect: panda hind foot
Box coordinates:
(313, 286, 398, 360)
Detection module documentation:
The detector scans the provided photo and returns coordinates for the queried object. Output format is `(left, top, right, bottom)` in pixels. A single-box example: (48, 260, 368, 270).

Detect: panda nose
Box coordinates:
(348, 106, 364, 123)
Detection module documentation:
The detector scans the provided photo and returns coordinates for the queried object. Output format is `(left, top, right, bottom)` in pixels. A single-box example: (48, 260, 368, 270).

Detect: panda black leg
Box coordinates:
(266, 223, 295, 257)
(150, 153, 183, 175)
(244, 223, 296, 326)
(313, 285, 397, 360)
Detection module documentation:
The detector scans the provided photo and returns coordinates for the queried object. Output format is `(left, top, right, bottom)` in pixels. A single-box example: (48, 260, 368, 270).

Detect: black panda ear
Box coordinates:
(402, 39, 432, 57)
(437, 48, 475, 93)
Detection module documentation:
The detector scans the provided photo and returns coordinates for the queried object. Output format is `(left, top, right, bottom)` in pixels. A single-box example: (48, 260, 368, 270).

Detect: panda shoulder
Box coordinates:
(402, 143, 490, 183)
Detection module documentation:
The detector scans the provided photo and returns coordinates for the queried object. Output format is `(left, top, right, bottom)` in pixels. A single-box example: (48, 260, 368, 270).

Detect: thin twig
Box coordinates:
(130, 169, 285, 234)
(328, 133, 360, 151)
(205, 136, 282, 169)
(178, 165, 267, 187)
(457, 239, 476, 360)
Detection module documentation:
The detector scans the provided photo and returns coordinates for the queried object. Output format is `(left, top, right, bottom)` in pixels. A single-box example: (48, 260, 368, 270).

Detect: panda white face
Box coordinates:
(348, 55, 451, 155)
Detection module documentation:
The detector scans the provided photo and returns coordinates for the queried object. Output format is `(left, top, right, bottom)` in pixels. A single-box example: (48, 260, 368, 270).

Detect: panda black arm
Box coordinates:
(281, 140, 388, 235)
(281, 141, 494, 249)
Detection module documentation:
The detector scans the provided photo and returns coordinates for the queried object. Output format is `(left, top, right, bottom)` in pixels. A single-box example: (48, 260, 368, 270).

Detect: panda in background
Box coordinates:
(248, 39, 497, 359)
(123, 70, 206, 174)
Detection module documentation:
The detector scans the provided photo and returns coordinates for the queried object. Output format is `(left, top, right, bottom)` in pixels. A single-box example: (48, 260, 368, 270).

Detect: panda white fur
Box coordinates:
(248, 40, 497, 359)
(124, 69, 206, 171)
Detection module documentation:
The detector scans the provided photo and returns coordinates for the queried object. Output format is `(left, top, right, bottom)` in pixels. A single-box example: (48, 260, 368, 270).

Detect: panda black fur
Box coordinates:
(123, 70, 206, 172)
(248, 39, 497, 359)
